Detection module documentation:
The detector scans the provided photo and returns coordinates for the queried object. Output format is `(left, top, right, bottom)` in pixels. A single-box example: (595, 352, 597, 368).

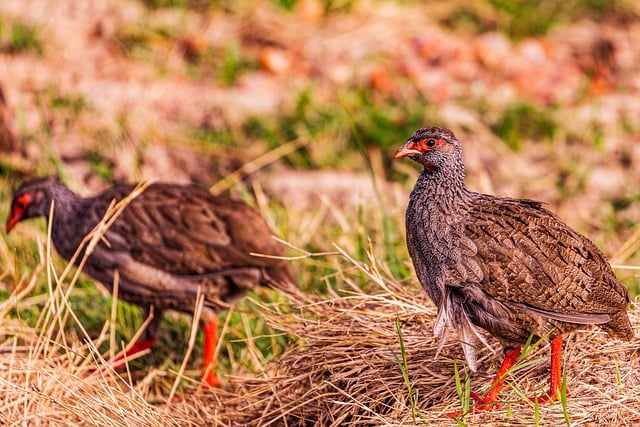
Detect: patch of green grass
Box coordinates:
(4, 231, 292, 381)
(271, 0, 356, 13)
(560, 369, 570, 427)
(439, 0, 636, 39)
(219, 41, 254, 86)
(112, 22, 175, 62)
(272, 0, 297, 10)
(393, 315, 421, 422)
(343, 97, 406, 276)
(184, 41, 257, 85)
(232, 87, 437, 174)
(490, 102, 557, 151)
(140, 0, 185, 8)
(218, 292, 291, 371)
(138, 0, 229, 11)
(486, 0, 567, 39)
(453, 361, 471, 420)
(0, 19, 43, 55)
(84, 152, 115, 182)
(189, 127, 238, 147)
(349, 88, 434, 151)
(49, 91, 90, 115)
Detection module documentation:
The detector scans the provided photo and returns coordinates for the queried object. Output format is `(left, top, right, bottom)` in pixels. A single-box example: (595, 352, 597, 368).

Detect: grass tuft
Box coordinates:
(394, 314, 419, 423)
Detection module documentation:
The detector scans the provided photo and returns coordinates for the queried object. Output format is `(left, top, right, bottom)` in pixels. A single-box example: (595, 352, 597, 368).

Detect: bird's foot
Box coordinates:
(200, 358, 221, 389)
(445, 391, 502, 418)
(530, 395, 554, 405)
(201, 368, 221, 389)
(84, 338, 155, 379)
(448, 387, 567, 418)
(529, 385, 567, 405)
(200, 318, 221, 389)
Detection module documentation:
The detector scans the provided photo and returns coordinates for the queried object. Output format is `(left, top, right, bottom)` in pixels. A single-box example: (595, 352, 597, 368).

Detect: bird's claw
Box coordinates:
(445, 391, 502, 418)
(529, 386, 566, 405)
(447, 387, 566, 418)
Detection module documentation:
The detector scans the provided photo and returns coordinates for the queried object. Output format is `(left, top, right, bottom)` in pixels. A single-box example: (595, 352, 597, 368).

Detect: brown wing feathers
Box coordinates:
(465, 196, 628, 319)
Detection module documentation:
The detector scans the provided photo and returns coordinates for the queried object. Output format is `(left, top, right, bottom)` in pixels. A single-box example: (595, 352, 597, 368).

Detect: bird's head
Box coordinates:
(6, 177, 61, 232)
(394, 126, 461, 173)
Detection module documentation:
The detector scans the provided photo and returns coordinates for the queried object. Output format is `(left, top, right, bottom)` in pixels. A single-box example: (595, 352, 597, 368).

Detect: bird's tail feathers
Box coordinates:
(434, 289, 496, 373)
(433, 306, 449, 360)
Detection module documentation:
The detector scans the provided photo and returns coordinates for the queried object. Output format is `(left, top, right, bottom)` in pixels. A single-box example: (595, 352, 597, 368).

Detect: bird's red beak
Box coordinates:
(6, 213, 20, 233)
(6, 193, 31, 233)
(394, 141, 422, 159)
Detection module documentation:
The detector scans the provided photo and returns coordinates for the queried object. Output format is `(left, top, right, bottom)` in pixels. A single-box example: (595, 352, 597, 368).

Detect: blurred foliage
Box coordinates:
(112, 21, 173, 61)
(271, 0, 356, 13)
(137, 0, 356, 13)
(219, 88, 437, 174)
(139, 0, 229, 11)
(0, 18, 43, 55)
(219, 42, 256, 85)
(489, 102, 557, 151)
(48, 90, 90, 116)
(439, 0, 638, 39)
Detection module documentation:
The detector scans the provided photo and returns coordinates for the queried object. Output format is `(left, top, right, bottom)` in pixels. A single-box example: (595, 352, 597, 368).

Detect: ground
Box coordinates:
(0, 0, 639, 425)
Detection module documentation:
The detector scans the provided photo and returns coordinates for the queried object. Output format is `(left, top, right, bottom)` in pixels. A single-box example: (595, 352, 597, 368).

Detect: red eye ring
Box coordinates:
(13, 193, 32, 212)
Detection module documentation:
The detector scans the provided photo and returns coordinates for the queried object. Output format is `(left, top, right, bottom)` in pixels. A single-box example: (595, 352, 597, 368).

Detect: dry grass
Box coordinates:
(0, 244, 188, 426)
(0, 182, 195, 426)
(2, 235, 639, 426)
(1, 0, 639, 425)
(210, 248, 640, 426)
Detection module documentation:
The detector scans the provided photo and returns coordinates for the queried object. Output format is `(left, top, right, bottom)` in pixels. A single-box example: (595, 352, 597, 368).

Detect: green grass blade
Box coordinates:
(340, 96, 399, 277)
(561, 368, 570, 427)
(394, 315, 417, 423)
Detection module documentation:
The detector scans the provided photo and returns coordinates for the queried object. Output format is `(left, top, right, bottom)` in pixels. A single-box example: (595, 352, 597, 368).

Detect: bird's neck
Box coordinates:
(47, 186, 81, 221)
(47, 186, 87, 260)
(413, 161, 470, 212)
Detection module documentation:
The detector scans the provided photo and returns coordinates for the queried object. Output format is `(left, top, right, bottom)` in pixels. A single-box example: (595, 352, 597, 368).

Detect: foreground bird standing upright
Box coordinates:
(7, 177, 297, 386)
(394, 126, 633, 414)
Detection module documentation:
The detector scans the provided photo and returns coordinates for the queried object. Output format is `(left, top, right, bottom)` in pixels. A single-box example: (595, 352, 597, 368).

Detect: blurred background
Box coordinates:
(0, 0, 639, 403)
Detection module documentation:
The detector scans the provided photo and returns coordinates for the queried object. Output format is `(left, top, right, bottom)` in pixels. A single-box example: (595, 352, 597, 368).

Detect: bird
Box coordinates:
(6, 176, 297, 386)
(394, 126, 633, 414)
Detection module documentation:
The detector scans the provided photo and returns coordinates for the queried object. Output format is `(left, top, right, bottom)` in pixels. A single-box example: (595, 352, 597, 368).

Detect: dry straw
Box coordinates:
(0, 182, 194, 426)
(211, 245, 640, 426)
(1, 191, 639, 425)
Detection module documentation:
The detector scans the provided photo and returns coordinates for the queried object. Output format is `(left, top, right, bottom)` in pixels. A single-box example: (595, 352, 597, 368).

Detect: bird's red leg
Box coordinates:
(107, 338, 156, 371)
(471, 347, 522, 410)
(202, 317, 221, 387)
(85, 338, 155, 379)
(447, 347, 522, 417)
(449, 336, 567, 417)
(531, 335, 565, 404)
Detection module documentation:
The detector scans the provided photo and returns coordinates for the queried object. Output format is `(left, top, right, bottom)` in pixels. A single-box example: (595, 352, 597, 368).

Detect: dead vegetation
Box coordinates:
(1, 238, 639, 426)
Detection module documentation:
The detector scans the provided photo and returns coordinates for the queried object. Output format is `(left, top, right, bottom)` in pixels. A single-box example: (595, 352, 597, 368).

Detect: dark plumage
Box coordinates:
(7, 177, 297, 386)
(395, 126, 633, 413)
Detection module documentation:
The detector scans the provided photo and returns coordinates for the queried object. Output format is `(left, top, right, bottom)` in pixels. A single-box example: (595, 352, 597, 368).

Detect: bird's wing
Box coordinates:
(456, 195, 629, 319)
(99, 184, 286, 278)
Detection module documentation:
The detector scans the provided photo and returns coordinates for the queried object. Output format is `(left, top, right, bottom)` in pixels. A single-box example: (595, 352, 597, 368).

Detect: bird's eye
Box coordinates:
(426, 139, 436, 147)
(13, 193, 32, 211)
